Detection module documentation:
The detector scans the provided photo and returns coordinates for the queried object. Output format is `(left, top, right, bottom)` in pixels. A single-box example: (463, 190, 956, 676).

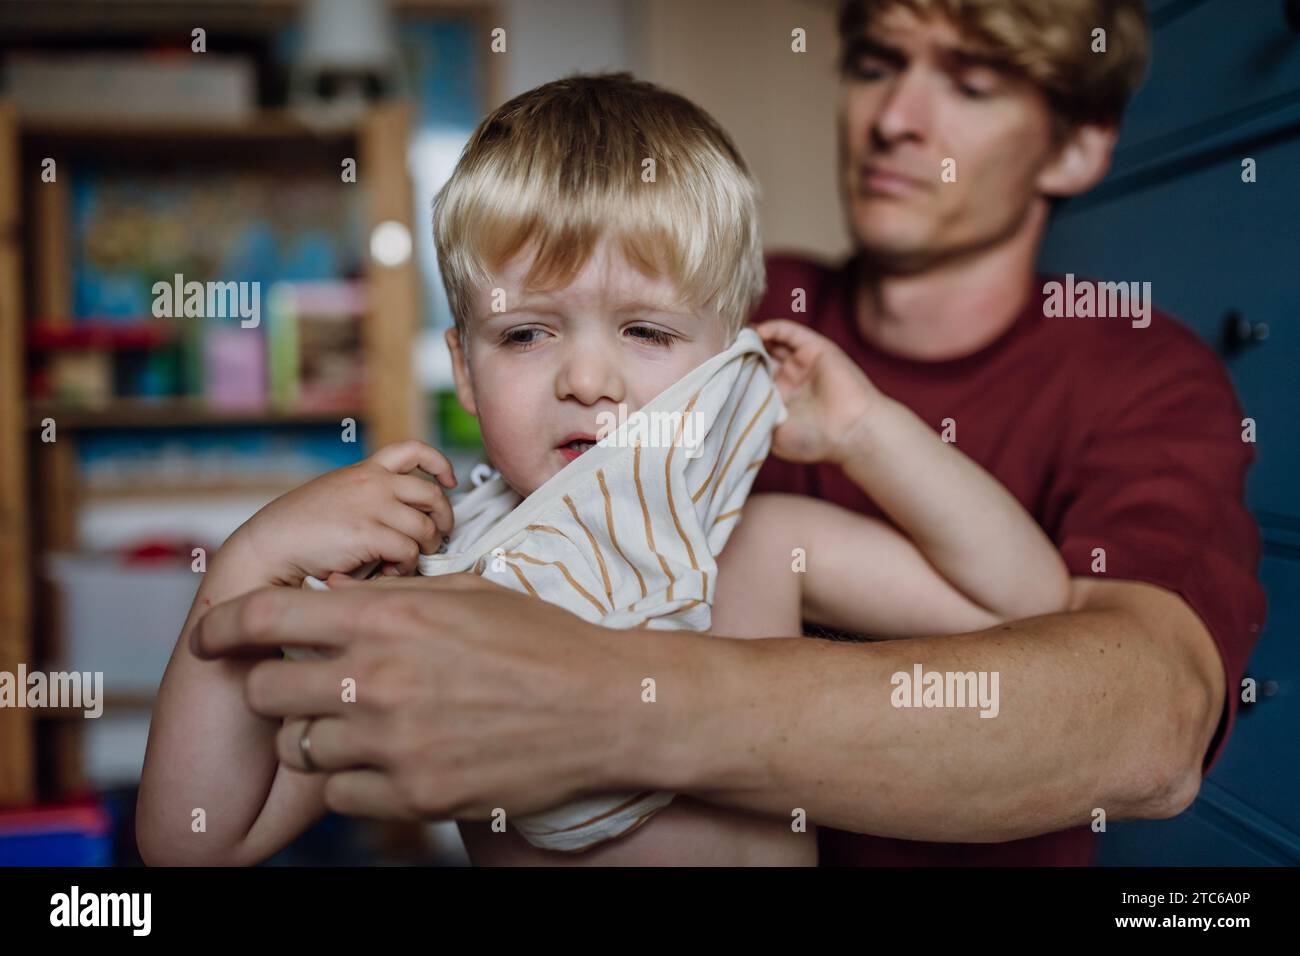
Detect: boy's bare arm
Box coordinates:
(715, 494, 1002, 639)
(833, 393, 1069, 621)
(136, 529, 328, 867)
(137, 440, 455, 866)
(756, 319, 1068, 624)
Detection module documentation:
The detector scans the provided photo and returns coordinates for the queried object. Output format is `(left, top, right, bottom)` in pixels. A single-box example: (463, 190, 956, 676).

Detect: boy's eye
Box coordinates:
(502, 327, 548, 349)
(625, 325, 676, 347)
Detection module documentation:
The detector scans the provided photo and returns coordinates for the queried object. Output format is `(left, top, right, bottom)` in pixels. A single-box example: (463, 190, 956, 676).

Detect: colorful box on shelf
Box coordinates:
(268, 280, 369, 414)
(28, 319, 185, 405)
(0, 802, 113, 867)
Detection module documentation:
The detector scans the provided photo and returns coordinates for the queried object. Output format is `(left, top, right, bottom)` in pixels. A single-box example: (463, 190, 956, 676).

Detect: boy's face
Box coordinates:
(448, 233, 731, 497)
(837, 6, 1090, 270)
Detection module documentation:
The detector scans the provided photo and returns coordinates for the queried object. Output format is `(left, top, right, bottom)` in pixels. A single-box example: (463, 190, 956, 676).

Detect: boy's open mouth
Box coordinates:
(556, 433, 599, 463)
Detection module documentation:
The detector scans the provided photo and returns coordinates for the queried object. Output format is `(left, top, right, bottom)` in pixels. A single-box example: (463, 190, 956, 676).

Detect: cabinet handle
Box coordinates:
(1220, 310, 1269, 356)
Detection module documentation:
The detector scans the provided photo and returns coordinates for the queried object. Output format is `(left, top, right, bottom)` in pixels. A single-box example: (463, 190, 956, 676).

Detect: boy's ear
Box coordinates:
(1036, 122, 1117, 198)
(446, 327, 478, 417)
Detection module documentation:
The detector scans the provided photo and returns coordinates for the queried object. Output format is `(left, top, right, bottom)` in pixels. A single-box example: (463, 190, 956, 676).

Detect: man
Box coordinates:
(189, 0, 1264, 865)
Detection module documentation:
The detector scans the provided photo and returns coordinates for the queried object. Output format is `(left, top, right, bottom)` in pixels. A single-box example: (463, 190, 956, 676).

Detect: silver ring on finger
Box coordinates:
(298, 717, 320, 773)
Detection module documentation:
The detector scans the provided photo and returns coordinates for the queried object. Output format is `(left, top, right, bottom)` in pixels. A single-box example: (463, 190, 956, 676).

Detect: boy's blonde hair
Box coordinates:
(432, 72, 764, 339)
(839, 0, 1150, 128)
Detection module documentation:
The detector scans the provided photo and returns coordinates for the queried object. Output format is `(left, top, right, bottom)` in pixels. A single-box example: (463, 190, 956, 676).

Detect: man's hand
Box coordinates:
(188, 574, 672, 822)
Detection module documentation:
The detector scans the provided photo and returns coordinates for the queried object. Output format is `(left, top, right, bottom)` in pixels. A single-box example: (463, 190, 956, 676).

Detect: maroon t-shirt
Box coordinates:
(749, 252, 1267, 866)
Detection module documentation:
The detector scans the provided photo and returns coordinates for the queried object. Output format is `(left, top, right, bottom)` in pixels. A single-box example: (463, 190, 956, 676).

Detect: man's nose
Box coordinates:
(554, 337, 627, 407)
(871, 68, 932, 147)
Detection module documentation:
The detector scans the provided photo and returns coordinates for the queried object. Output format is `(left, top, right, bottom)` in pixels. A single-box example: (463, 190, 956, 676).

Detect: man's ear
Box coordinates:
(446, 327, 478, 417)
(1037, 123, 1118, 198)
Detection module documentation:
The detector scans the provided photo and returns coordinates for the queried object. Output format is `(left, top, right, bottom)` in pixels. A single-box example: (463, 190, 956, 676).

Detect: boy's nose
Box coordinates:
(554, 339, 627, 407)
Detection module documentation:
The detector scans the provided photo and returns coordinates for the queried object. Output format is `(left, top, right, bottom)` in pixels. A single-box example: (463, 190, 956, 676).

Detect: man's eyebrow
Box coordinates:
(940, 45, 1013, 74)
(842, 34, 1011, 75)
(842, 35, 907, 70)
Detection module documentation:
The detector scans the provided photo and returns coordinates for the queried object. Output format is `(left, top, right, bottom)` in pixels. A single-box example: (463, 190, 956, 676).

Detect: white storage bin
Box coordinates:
(45, 553, 201, 697)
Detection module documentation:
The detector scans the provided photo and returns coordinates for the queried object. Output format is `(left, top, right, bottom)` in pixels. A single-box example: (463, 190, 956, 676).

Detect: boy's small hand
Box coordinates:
(235, 439, 457, 587)
(756, 319, 883, 466)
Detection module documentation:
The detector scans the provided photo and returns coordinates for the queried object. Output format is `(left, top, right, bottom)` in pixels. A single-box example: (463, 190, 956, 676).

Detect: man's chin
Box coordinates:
(848, 209, 941, 266)
(855, 233, 946, 274)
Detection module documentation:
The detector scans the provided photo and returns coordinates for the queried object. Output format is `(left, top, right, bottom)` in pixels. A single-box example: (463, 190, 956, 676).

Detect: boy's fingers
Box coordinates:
(756, 319, 828, 362)
(326, 570, 499, 592)
(372, 440, 457, 488)
(754, 318, 806, 345)
(382, 503, 443, 558)
(368, 521, 422, 573)
(391, 474, 454, 535)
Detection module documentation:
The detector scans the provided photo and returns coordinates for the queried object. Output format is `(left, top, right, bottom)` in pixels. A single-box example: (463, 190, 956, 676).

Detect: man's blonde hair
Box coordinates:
(838, 0, 1150, 127)
(432, 72, 764, 338)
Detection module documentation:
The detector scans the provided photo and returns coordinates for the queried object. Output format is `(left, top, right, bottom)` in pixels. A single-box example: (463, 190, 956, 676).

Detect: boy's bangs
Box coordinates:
(458, 173, 735, 323)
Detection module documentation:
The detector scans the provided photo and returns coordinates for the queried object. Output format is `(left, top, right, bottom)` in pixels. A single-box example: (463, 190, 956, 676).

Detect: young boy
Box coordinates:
(137, 72, 1067, 866)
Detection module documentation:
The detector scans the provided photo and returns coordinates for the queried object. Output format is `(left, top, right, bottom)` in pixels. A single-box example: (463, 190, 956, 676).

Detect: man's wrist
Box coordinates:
(605, 628, 768, 795)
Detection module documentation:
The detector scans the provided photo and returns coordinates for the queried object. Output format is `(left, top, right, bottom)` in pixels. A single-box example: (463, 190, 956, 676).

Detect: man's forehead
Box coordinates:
(858, 4, 998, 61)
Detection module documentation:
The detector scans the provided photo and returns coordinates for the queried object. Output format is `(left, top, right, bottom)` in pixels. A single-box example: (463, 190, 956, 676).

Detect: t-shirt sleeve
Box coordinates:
(1043, 330, 1266, 774)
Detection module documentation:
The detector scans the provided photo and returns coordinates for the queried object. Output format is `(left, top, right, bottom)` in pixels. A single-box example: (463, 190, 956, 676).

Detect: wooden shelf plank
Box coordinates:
(35, 694, 157, 719)
(19, 110, 360, 144)
(26, 400, 363, 430)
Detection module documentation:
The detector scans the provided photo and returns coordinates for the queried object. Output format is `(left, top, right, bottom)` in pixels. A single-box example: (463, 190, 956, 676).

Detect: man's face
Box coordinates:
(838, 7, 1061, 270)
(450, 233, 731, 497)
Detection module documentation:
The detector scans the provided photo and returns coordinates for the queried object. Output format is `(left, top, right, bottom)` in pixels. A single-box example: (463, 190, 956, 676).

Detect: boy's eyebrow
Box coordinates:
(498, 293, 693, 315)
(611, 298, 694, 315)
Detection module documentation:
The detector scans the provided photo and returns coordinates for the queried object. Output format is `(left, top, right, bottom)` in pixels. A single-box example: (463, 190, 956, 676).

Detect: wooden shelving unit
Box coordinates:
(0, 101, 424, 805)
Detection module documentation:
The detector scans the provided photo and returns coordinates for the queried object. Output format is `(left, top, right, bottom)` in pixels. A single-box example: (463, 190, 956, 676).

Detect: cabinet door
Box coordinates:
(1115, 0, 1300, 168)
(1202, 547, 1300, 839)
(1042, 129, 1300, 523)
(1096, 546, 1300, 865)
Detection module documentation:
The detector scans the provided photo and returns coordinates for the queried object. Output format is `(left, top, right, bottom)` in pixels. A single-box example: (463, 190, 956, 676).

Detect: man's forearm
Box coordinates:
(626, 580, 1220, 842)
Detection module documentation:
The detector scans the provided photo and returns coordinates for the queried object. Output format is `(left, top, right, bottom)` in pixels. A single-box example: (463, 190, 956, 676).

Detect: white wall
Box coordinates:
(498, 0, 849, 260)
(503, 0, 638, 97)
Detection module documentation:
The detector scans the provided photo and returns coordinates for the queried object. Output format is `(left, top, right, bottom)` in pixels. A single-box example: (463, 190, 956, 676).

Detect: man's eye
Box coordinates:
(847, 58, 888, 81)
(626, 325, 676, 347)
(956, 74, 997, 99)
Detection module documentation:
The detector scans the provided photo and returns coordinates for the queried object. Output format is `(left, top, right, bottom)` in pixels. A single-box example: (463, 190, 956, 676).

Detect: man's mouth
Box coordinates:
(857, 163, 928, 197)
(556, 434, 599, 462)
